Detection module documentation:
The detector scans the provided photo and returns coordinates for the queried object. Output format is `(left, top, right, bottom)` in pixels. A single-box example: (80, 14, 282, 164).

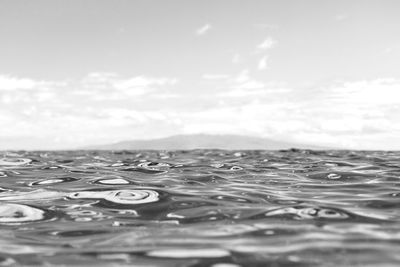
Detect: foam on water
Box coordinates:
(0, 149, 399, 266)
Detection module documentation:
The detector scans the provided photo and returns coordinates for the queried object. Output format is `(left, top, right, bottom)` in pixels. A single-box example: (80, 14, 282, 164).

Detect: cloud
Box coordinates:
(192, 76, 400, 149)
(0, 75, 65, 91)
(1, 71, 399, 150)
(235, 69, 250, 83)
(80, 72, 178, 98)
(257, 55, 268, 70)
(257, 37, 277, 50)
(327, 78, 400, 105)
(112, 76, 177, 96)
(0, 75, 37, 90)
(206, 69, 290, 98)
(0, 72, 180, 149)
(196, 23, 212, 36)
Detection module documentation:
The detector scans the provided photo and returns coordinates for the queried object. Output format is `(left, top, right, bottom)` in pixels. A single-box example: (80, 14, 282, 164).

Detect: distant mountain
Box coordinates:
(85, 134, 326, 150)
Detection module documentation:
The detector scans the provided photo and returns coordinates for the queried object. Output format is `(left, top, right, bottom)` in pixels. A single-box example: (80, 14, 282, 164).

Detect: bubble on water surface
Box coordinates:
(146, 248, 230, 258)
(0, 203, 50, 224)
(327, 173, 342, 180)
(230, 166, 243, 171)
(134, 162, 170, 173)
(0, 158, 32, 166)
(30, 177, 79, 186)
(93, 178, 130, 185)
(69, 189, 159, 205)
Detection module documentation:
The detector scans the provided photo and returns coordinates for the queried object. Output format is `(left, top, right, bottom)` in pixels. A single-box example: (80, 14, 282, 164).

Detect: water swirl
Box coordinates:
(0, 158, 32, 166)
(69, 189, 159, 205)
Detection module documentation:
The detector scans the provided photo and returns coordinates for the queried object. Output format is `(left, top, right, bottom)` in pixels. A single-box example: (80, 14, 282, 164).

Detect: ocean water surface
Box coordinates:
(0, 149, 399, 266)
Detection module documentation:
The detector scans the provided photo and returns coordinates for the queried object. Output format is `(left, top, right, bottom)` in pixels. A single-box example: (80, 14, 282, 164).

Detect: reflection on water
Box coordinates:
(0, 149, 400, 266)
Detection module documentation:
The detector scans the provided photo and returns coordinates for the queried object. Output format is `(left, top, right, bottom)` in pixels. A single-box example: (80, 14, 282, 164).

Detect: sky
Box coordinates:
(0, 0, 399, 150)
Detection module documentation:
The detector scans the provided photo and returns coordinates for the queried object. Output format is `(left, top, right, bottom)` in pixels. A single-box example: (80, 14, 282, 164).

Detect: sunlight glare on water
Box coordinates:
(0, 149, 399, 266)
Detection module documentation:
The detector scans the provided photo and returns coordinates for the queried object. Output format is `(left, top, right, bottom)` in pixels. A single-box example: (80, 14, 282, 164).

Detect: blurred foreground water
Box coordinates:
(0, 149, 400, 266)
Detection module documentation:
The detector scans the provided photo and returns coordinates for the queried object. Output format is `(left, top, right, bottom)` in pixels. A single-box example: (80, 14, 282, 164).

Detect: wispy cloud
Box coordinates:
(235, 69, 250, 83)
(113, 76, 177, 94)
(257, 37, 277, 50)
(257, 55, 268, 70)
(80, 72, 178, 98)
(196, 23, 212, 36)
(217, 70, 289, 97)
(0, 75, 65, 91)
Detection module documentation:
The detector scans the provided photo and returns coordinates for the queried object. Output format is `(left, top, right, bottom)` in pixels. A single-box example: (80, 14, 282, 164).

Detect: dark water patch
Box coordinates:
(68, 169, 98, 174)
(121, 167, 166, 174)
(363, 199, 400, 209)
(52, 229, 111, 238)
(209, 194, 255, 204)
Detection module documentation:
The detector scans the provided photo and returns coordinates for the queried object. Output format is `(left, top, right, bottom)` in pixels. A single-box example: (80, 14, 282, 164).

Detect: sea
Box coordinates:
(0, 149, 399, 266)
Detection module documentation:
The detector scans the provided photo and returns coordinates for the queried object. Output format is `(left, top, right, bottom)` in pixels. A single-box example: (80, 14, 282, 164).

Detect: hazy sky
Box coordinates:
(0, 0, 399, 149)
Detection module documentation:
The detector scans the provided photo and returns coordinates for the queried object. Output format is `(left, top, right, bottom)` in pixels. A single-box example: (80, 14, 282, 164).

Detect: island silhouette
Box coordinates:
(85, 134, 327, 150)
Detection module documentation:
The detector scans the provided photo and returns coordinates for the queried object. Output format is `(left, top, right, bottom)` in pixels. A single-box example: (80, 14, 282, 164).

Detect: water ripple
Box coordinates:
(0, 150, 399, 266)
